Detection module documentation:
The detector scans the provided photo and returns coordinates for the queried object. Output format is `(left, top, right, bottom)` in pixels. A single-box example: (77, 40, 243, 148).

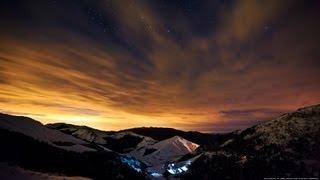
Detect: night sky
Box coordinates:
(0, 0, 319, 132)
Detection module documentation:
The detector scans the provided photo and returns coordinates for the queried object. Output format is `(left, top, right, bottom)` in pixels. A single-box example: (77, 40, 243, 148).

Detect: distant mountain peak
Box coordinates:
(154, 135, 199, 153)
(128, 135, 199, 167)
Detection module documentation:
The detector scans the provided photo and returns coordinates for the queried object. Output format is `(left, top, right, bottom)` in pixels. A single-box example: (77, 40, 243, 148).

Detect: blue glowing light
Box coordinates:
(166, 159, 194, 175)
(120, 156, 142, 172)
(151, 172, 163, 177)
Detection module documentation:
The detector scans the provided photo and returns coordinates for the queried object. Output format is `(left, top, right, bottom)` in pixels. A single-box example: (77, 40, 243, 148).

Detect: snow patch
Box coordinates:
(128, 136, 199, 166)
(0, 115, 95, 152)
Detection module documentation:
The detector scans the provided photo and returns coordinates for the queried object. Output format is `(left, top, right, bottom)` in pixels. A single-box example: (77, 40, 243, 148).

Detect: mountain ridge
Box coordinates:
(0, 104, 319, 179)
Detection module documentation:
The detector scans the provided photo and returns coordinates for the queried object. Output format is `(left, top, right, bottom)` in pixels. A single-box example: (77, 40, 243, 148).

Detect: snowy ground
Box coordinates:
(0, 163, 91, 180)
(0, 114, 95, 152)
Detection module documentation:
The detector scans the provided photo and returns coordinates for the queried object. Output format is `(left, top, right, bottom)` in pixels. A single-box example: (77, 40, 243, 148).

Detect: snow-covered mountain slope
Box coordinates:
(185, 104, 320, 180)
(0, 127, 145, 180)
(47, 123, 158, 153)
(0, 113, 95, 152)
(128, 136, 199, 166)
(222, 104, 320, 152)
(46, 123, 110, 144)
(253, 104, 320, 146)
(48, 123, 200, 176)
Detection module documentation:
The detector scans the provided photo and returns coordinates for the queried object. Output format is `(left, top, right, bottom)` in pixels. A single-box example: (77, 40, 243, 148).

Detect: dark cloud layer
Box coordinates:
(0, 0, 319, 132)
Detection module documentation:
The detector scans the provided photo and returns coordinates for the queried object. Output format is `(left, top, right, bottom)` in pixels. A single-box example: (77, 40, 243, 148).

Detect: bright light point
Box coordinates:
(151, 173, 162, 177)
(181, 166, 188, 171)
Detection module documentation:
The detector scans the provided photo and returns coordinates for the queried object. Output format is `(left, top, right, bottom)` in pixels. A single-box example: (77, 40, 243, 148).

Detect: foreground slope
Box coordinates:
(0, 114, 145, 180)
(0, 163, 90, 180)
(0, 113, 95, 152)
(183, 104, 320, 179)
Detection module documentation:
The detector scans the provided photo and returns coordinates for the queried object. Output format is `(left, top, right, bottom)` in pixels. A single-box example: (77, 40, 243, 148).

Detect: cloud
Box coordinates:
(0, 110, 46, 118)
(0, 0, 319, 132)
(219, 108, 287, 121)
(217, 0, 293, 42)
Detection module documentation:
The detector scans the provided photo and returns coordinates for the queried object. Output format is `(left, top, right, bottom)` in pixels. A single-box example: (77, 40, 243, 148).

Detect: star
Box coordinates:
(264, 25, 270, 31)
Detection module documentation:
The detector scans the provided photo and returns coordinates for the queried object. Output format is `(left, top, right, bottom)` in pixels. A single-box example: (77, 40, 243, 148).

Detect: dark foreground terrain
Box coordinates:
(0, 104, 319, 179)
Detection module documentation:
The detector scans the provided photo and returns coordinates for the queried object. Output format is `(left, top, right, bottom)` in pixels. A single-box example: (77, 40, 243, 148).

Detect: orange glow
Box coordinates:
(0, 0, 319, 132)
